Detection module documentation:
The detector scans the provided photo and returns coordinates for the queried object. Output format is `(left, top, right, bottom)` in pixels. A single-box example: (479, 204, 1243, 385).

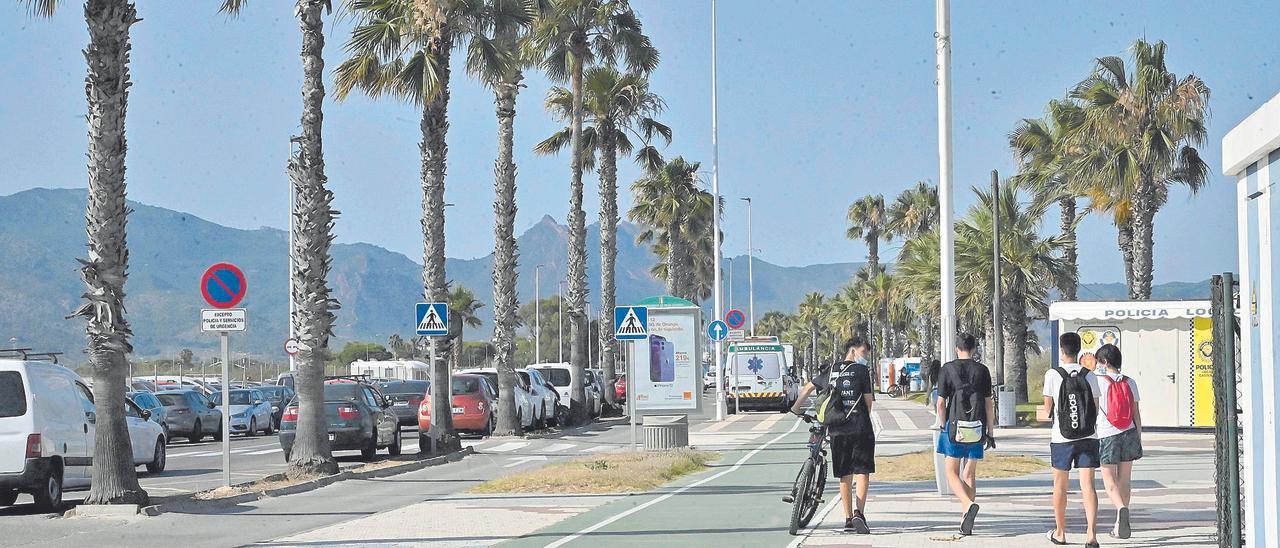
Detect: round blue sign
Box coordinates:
(707, 320, 728, 341)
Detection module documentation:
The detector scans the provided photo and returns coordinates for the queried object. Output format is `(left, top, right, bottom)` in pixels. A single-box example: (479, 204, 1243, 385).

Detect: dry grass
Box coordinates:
(193, 474, 301, 500)
(468, 449, 720, 494)
(874, 450, 1048, 481)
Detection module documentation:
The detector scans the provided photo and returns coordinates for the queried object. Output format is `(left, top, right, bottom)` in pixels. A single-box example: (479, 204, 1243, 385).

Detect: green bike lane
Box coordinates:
(503, 413, 824, 548)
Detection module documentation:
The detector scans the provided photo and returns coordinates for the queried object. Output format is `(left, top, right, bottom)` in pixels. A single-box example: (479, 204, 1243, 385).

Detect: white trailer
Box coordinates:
(1047, 301, 1213, 429)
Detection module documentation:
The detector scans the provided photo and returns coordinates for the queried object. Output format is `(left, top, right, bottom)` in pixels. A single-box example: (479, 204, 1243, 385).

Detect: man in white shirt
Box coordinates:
(1043, 332, 1101, 547)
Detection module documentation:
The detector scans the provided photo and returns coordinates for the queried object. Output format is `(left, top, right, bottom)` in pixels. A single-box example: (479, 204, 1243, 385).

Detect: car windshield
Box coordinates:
(156, 393, 188, 407)
(451, 377, 480, 394)
(323, 384, 362, 402)
(535, 368, 571, 387)
(212, 391, 252, 405)
(0, 371, 26, 418)
(258, 387, 288, 401)
(473, 372, 499, 393)
(378, 380, 430, 395)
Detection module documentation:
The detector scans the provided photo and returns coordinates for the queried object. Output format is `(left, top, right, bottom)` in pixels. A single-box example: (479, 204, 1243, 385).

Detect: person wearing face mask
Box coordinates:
(791, 336, 876, 533)
(1092, 343, 1142, 540)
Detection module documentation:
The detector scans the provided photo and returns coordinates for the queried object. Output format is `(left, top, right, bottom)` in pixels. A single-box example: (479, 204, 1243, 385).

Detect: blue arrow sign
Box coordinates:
(415, 302, 449, 336)
(614, 306, 648, 340)
(707, 320, 728, 342)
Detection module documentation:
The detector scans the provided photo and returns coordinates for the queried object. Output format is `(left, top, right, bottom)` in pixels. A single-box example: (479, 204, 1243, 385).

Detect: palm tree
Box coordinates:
(1071, 38, 1210, 299)
(464, 0, 537, 435)
(221, 0, 342, 478)
(23, 0, 148, 506)
(886, 182, 939, 241)
(447, 285, 486, 368)
(1009, 99, 1086, 301)
(528, 0, 658, 426)
(643, 189, 718, 302)
(754, 311, 792, 339)
(846, 194, 889, 275)
(336, 0, 493, 452)
(895, 228, 941, 362)
(628, 157, 705, 299)
(796, 292, 826, 374)
(535, 66, 670, 404)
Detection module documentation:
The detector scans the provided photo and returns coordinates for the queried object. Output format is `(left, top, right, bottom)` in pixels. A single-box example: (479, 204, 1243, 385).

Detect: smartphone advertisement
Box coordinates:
(632, 304, 701, 411)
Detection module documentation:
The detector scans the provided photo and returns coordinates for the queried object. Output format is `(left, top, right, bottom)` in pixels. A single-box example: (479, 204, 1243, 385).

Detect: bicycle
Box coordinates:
(783, 413, 828, 535)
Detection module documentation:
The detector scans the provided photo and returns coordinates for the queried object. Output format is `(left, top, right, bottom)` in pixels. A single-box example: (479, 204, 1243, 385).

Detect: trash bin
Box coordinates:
(910, 377, 923, 392)
(997, 386, 1017, 427)
(642, 415, 689, 450)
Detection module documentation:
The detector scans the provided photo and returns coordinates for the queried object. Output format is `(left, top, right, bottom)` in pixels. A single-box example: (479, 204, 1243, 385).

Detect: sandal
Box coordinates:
(1045, 529, 1068, 545)
(1117, 507, 1131, 539)
(960, 503, 979, 536)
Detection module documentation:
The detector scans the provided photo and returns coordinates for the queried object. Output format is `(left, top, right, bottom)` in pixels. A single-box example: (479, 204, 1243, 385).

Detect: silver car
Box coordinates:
(211, 389, 275, 436)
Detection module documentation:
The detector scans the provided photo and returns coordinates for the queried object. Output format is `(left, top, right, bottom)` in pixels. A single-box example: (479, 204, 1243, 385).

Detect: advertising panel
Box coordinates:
(633, 305, 701, 411)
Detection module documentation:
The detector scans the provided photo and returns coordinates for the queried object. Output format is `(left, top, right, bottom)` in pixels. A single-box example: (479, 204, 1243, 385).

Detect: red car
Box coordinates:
(615, 374, 627, 402)
(418, 374, 496, 438)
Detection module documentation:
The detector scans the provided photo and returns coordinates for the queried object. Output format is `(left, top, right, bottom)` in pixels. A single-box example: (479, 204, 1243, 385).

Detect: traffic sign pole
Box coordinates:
(221, 331, 231, 488)
(629, 340, 637, 451)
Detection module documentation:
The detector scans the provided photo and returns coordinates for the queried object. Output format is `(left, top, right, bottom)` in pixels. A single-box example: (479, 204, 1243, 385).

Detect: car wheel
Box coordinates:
(247, 418, 258, 437)
(485, 415, 496, 436)
(418, 433, 431, 455)
(265, 418, 274, 435)
(188, 420, 203, 443)
(162, 423, 170, 443)
(146, 437, 167, 473)
(213, 424, 224, 441)
(283, 448, 291, 462)
(360, 435, 378, 461)
(0, 489, 18, 507)
(32, 468, 62, 512)
(388, 429, 402, 456)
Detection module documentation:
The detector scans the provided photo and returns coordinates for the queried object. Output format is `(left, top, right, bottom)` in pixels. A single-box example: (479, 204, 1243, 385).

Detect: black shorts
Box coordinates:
(830, 433, 875, 477)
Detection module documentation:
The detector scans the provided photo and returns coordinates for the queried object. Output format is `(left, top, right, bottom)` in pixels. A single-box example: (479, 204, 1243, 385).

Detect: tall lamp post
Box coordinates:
(740, 197, 755, 336)
(535, 264, 545, 364)
(933, 0, 956, 497)
(558, 281, 566, 362)
(711, 0, 725, 421)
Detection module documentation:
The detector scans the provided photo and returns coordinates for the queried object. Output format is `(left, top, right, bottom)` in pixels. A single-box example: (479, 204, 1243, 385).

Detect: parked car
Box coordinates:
(418, 374, 496, 438)
(703, 369, 718, 391)
(256, 385, 295, 428)
(128, 390, 170, 440)
(129, 379, 156, 393)
(155, 390, 223, 443)
(278, 381, 401, 461)
(1, 359, 166, 512)
(211, 389, 274, 437)
(615, 374, 627, 403)
(376, 380, 432, 427)
(533, 363, 600, 420)
(520, 368, 556, 428)
(457, 368, 536, 430)
(273, 372, 296, 390)
(583, 369, 605, 417)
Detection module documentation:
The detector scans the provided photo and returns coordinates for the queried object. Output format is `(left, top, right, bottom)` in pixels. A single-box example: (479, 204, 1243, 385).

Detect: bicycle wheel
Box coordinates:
(789, 458, 817, 535)
(800, 457, 827, 525)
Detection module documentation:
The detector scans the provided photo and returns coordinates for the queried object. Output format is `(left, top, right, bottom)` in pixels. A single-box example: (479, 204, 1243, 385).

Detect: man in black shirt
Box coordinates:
(934, 333, 995, 536)
(791, 336, 876, 533)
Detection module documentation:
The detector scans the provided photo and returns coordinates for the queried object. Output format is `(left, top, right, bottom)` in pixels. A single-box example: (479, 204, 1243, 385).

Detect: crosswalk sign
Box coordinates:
(415, 302, 449, 336)
(614, 306, 648, 340)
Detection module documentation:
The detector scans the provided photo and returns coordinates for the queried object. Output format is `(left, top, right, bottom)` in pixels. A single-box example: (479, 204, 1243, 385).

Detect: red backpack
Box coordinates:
(1102, 375, 1134, 430)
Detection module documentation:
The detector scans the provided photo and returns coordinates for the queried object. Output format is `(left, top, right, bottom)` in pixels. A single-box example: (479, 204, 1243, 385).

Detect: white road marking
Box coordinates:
(546, 417, 805, 548)
(541, 442, 576, 453)
(486, 441, 531, 453)
(580, 445, 617, 453)
(245, 448, 284, 456)
(786, 495, 842, 548)
(889, 410, 913, 431)
(700, 413, 748, 433)
(504, 455, 549, 468)
(752, 413, 788, 431)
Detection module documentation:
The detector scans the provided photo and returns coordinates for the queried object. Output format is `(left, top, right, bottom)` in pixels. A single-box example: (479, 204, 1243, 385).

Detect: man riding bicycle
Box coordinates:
(791, 336, 876, 533)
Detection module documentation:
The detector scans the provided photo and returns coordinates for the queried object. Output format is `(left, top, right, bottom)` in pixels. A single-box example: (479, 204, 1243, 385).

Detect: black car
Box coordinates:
(376, 380, 431, 427)
(278, 381, 401, 461)
(256, 385, 296, 428)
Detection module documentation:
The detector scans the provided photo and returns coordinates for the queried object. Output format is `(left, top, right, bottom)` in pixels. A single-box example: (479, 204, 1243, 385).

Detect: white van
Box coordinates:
(726, 339, 795, 413)
(1, 359, 165, 511)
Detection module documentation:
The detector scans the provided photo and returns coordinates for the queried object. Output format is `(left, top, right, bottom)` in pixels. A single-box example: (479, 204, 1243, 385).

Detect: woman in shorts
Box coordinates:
(1093, 344, 1142, 540)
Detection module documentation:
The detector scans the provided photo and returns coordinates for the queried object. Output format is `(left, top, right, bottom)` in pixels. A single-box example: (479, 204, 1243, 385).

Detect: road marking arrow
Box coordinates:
(504, 455, 549, 468)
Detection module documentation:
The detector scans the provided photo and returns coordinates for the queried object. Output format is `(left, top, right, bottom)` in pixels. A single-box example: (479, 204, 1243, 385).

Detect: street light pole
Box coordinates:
(288, 139, 297, 373)
(934, 0, 956, 497)
(711, 0, 725, 421)
(535, 265, 544, 364)
(740, 197, 755, 336)
(726, 257, 734, 312)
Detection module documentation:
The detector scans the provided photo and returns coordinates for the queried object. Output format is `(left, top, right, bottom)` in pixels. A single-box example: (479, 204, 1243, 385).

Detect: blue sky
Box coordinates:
(2, 1, 1276, 286)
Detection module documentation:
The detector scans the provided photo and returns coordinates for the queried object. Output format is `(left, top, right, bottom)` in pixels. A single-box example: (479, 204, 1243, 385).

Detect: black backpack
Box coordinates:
(1053, 366, 1098, 439)
(815, 362, 867, 432)
(946, 361, 986, 445)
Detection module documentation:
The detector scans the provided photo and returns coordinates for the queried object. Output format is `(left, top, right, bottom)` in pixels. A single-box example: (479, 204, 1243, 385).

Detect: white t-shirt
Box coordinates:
(1042, 363, 1101, 444)
(1094, 372, 1140, 439)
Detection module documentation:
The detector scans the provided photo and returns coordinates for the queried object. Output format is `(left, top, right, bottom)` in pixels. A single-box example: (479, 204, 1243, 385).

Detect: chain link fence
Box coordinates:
(1211, 273, 1244, 548)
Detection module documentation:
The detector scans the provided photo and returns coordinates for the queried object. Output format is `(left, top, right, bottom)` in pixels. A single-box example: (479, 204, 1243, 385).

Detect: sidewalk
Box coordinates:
(798, 427, 1218, 547)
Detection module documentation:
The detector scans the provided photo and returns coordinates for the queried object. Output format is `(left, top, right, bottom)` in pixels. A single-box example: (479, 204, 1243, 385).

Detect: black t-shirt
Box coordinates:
(813, 361, 875, 437)
(936, 358, 993, 423)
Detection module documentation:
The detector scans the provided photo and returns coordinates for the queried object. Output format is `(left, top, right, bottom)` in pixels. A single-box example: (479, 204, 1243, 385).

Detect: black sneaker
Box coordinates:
(843, 518, 855, 531)
(850, 511, 870, 534)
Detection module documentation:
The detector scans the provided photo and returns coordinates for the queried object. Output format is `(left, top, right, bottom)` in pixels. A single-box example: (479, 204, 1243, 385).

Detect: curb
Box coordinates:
(141, 446, 474, 516)
(64, 503, 142, 518)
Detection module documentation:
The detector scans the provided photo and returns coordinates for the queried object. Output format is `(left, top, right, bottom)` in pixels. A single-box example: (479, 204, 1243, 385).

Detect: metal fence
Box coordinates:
(1210, 273, 1244, 548)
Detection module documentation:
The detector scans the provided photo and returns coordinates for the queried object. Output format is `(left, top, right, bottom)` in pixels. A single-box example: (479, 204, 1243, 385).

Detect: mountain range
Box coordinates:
(0, 188, 1210, 362)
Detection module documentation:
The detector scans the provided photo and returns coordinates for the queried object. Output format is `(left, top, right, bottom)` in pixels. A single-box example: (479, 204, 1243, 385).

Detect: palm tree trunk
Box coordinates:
(451, 321, 464, 369)
(1131, 181, 1156, 300)
(422, 32, 460, 453)
(598, 123, 619, 406)
(667, 221, 683, 296)
(286, 0, 340, 478)
(1003, 287, 1030, 403)
(1059, 196, 1078, 301)
(73, 0, 147, 506)
(566, 50, 589, 426)
(1118, 219, 1137, 300)
(867, 239, 879, 276)
(491, 67, 522, 435)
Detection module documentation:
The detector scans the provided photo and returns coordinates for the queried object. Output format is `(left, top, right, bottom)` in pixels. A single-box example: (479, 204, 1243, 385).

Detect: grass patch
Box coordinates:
(905, 392, 931, 406)
(874, 450, 1048, 481)
(193, 474, 307, 500)
(468, 449, 720, 494)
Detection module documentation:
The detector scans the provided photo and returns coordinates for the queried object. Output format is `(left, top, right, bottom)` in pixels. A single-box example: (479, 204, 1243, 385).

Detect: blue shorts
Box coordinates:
(936, 428, 984, 460)
(1050, 439, 1100, 471)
